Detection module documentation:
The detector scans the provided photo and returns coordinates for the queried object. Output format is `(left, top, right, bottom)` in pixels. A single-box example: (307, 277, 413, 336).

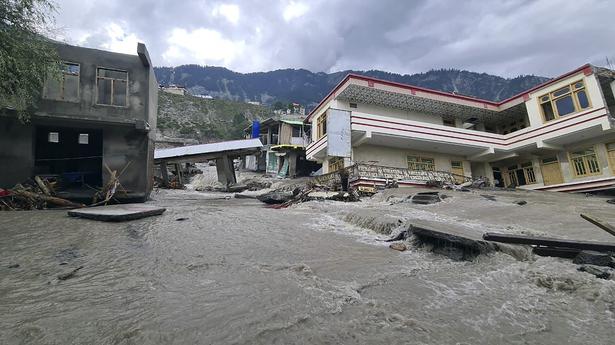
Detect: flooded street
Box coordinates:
(2, 190, 615, 344)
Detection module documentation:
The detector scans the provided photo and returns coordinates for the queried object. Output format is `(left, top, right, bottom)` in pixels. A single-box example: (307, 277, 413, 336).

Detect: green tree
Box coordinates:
(273, 101, 285, 110)
(0, 0, 60, 122)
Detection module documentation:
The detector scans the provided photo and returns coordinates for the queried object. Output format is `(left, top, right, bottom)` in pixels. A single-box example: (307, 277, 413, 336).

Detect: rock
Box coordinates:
(573, 250, 615, 268)
(7, 263, 19, 269)
(411, 192, 441, 205)
(257, 191, 294, 204)
(224, 184, 250, 193)
(234, 193, 259, 199)
(389, 243, 407, 252)
(515, 200, 527, 206)
(385, 229, 410, 242)
(176, 217, 189, 221)
(57, 266, 84, 281)
(577, 265, 612, 279)
(480, 194, 497, 201)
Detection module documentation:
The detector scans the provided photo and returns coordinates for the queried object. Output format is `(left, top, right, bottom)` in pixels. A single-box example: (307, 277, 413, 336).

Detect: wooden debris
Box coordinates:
(57, 266, 84, 281)
(10, 189, 84, 209)
(580, 213, 615, 238)
(34, 176, 51, 196)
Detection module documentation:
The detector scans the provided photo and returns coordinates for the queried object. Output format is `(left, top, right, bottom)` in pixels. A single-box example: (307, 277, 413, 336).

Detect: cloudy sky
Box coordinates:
(52, 0, 615, 78)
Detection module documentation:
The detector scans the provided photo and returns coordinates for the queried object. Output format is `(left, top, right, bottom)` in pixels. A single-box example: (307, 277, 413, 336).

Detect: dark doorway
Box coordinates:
(34, 126, 103, 187)
(492, 168, 503, 187)
(515, 168, 527, 186)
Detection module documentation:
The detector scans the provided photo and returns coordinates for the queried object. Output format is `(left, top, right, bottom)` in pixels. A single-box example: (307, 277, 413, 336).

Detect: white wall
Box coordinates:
(337, 100, 443, 125)
(524, 73, 605, 128)
(351, 144, 472, 177)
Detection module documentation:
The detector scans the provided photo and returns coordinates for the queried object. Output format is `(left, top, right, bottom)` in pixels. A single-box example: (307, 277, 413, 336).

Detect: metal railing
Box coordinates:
(311, 163, 476, 188)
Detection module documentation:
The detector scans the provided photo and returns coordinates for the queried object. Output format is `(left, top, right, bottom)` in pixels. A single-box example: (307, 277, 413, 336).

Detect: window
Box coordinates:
(569, 147, 601, 177)
(539, 80, 591, 122)
(443, 118, 456, 127)
(328, 157, 344, 172)
(97, 68, 128, 106)
(291, 125, 301, 137)
(521, 162, 537, 184)
(607, 142, 615, 173)
(317, 113, 327, 139)
(541, 156, 559, 165)
(407, 156, 435, 171)
(48, 132, 59, 143)
(504, 162, 536, 186)
(43, 62, 80, 102)
(78, 133, 89, 145)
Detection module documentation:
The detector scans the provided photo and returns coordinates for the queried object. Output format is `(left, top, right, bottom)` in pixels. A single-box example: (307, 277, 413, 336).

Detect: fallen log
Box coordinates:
(483, 232, 615, 252)
(532, 246, 581, 259)
(34, 176, 51, 196)
(580, 213, 615, 238)
(11, 190, 84, 209)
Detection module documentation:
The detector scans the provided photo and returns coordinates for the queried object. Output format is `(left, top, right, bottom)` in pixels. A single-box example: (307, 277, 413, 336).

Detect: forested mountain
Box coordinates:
(154, 66, 549, 108)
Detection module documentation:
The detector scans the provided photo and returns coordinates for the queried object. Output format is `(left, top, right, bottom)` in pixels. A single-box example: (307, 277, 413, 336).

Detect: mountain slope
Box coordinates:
(156, 92, 270, 143)
(154, 66, 550, 108)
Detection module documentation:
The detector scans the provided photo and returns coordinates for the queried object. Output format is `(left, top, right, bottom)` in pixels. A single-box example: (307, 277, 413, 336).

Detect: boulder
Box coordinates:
(515, 200, 527, 206)
(577, 265, 612, 279)
(257, 191, 294, 204)
(389, 243, 407, 252)
(411, 192, 441, 205)
(573, 250, 615, 268)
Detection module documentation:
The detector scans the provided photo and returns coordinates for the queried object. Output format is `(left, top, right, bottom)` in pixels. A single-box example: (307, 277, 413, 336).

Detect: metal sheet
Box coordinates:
(326, 108, 351, 157)
(154, 138, 262, 160)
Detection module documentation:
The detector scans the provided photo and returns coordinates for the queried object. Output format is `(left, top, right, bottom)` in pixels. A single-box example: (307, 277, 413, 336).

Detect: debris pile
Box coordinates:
(0, 164, 127, 211)
(0, 180, 83, 210)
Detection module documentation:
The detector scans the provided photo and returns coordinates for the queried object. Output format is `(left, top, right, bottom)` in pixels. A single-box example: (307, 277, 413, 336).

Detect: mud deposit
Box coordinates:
(1, 189, 615, 344)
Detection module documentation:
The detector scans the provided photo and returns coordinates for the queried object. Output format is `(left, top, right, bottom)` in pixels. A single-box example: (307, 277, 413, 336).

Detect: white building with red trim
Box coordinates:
(305, 64, 615, 192)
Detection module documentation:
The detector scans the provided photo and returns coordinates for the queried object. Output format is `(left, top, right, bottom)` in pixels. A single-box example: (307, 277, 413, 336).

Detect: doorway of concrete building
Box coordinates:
(450, 161, 464, 183)
(492, 167, 504, 187)
(540, 156, 564, 185)
(34, 126, 103, 188)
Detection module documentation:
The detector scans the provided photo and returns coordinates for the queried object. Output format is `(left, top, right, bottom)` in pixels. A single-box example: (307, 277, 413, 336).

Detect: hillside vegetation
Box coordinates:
(156, 92, 270, 143)
(155, 66, 550, 108)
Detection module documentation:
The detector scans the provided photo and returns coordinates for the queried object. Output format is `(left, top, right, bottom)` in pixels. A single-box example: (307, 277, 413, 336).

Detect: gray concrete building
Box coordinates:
(0, 42, 158, 202)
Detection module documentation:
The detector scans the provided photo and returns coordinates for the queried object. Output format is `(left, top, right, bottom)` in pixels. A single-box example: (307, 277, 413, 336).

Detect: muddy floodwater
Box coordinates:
(2, 189, 615, 344)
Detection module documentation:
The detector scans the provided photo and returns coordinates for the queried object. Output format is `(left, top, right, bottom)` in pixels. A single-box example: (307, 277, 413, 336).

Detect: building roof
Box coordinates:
(305, 64, 595, 122)
(280, 120, 305, 126)
(154, 138, 262, 161)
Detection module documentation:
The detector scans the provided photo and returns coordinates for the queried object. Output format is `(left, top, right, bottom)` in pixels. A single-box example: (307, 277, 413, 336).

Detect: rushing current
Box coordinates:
(1, 189, 615, 345)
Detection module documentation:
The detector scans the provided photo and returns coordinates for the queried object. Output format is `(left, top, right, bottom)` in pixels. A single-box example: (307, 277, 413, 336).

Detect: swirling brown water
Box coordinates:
(1, 190, 615, 344)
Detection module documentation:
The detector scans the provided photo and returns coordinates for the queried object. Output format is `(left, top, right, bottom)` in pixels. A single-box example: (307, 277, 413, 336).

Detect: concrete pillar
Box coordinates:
(160, 161, 169, 186)
(175, 162, 183, 185)
(288, 152, 297, 177)
(216, 155, 236, 185)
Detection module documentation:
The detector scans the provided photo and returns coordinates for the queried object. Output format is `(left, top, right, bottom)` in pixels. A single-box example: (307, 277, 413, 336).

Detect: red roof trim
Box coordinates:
(305, 63, 593, 123)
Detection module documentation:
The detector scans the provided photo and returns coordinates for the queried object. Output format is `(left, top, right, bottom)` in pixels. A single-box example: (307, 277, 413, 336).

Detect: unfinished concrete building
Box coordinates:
(0, 42, 158, 201)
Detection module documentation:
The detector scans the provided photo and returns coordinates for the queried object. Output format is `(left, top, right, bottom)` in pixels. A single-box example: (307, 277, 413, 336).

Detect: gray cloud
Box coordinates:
(52, 0, 615, 77)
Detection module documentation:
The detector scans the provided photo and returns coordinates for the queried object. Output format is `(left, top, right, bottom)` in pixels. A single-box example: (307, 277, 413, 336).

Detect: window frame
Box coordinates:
(538, 79, 591, 123)
(316, 112, 327, 140)
(43, 61, 80, 102)
(328, 156, 344, 172)
(606, 142, 615, 173)
(568, 146, 601, 178)
(96, 66, 129, 107)
(407, 155, 435, 171)
(443, 118, 456, 127)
